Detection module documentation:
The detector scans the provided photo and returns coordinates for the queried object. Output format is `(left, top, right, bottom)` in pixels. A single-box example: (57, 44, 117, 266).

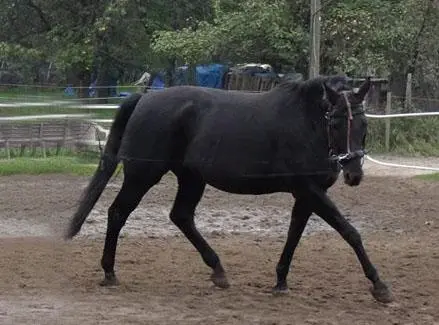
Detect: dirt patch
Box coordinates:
(0, 163, 438, 324)
(1, 233, 439, 325)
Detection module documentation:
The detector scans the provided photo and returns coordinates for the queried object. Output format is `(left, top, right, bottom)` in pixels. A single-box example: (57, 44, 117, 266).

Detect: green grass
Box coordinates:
(0, 86, 65, 101)
(366, 117, 439, 157)
(0, 150, 125, 176)
(415, 172, 439, 182)
(0, 156, 100, 176)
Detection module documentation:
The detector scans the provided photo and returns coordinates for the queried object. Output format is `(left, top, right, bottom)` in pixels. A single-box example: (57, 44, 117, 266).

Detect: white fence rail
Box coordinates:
(0, 114, 91, 121)
(4, 101, 439, 118)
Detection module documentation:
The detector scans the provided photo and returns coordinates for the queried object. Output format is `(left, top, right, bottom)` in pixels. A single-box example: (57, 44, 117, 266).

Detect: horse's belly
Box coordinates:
(201, 173, 294, 195)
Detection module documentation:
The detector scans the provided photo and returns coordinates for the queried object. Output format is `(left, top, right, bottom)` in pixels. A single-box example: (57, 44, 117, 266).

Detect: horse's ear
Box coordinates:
(355, 76, 371, 101)
(323, 82, 339, 106)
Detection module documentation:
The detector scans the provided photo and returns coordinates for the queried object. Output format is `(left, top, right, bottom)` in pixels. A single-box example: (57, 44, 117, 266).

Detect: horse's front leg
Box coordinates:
(310, 187, 394, 303)
(273, 198, 312, 295)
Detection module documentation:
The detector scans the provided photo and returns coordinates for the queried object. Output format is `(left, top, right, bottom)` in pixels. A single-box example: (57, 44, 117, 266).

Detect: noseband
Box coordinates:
(326, 92, 366, 167)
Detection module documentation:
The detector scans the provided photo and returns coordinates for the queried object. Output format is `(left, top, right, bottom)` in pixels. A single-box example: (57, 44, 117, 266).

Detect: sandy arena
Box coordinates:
(0, 156, 438, 324)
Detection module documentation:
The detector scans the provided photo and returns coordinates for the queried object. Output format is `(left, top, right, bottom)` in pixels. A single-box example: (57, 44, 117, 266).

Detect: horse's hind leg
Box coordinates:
(170, 168, 229, 288)
(100, 165, 164, 286)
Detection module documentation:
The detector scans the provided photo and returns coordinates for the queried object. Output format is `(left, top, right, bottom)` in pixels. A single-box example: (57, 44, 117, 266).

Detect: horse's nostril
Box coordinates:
(344, 171, 362, 186)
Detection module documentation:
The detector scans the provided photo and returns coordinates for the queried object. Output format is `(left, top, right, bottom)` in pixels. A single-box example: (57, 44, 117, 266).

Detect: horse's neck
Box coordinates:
(310, 114, 330, 150)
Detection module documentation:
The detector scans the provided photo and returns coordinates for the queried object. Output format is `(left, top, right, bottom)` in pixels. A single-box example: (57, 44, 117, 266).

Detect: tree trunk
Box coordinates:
(165, 58, 176, 87)
(77, 69, 91, 99)
(96, 64, 111, 104)
(187, 64, 196, 86)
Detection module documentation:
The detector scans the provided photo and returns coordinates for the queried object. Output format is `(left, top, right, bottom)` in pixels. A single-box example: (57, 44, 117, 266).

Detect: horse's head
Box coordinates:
(323, 77, 371, 186)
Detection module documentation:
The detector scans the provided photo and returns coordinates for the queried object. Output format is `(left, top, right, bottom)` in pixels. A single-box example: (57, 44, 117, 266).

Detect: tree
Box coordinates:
(321, 0, 439, 98)
(0, 0, 437, 103)
(0, 0, 200, 94)
(152, 0, 308, 74)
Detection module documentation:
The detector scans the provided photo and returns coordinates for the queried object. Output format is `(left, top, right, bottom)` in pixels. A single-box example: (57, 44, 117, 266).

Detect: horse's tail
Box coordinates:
(64, 93, 143, 239)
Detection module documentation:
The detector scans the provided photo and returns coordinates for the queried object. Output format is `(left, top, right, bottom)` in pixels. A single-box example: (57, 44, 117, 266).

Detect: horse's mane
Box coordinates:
(274, 75, 352, 94)
(269, 75, 352, 122)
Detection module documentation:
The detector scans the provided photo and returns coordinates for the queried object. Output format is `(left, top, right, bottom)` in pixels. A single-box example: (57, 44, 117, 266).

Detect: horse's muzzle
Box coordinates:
(329, 150, 366, 186)
(343, 169, 363, 186)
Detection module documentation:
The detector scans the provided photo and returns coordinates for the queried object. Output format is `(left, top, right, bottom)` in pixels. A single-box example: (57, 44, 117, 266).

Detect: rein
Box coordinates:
(343, 91, 353, 153)
(327, 92, 366, 167)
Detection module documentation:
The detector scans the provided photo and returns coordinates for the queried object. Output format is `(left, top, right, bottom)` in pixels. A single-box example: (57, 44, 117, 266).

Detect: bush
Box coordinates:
(0, 70, 24, 84)
(367, 116, 439, 156)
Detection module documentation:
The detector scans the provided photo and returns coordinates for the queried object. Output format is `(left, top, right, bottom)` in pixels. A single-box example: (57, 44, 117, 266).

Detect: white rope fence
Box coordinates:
(0, 114, 91, 121)
(0, 102, 121, 109)
(365, 112, 439, 118)
(364, 155, 439, 172)
(362, 112, 439, 171)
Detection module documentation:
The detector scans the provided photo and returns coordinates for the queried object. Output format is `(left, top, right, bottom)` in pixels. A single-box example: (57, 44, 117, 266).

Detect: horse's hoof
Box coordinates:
(210, 272, 230, 289)
(272, 284, 289, 296)
(370, 281, 394, 303)
(99, 273, 120, 287)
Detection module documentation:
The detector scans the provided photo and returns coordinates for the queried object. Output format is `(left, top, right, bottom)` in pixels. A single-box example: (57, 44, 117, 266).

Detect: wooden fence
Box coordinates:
(224, 72, 279, 91)
(0, 119, 106, 158)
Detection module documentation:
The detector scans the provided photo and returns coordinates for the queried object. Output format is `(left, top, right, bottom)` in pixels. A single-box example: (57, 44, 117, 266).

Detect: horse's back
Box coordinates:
(117, 86, 269, 164)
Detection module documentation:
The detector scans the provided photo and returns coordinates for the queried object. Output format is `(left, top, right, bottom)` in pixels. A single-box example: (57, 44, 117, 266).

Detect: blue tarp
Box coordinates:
(148, 63, 227, 89)
(195, 64, 227, 88)
(171, 64, 227, 88)
(64, 85, 75, 96)
(150, 72, 165, 90)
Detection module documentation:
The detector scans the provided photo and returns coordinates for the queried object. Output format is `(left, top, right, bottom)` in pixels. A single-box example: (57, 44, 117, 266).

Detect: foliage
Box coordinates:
(322, 0, 439, 100)
(0, 42, 43, 62)
(152, 0, 308, 68)
(0, 0, 438, 89)
(367, 116, 439, 156)
(321, 1, 388, 75)
(152, 21, 218, 64)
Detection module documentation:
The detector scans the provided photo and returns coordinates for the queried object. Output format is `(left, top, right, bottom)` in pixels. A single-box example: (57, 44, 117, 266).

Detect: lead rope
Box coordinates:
(343, 92, 353, 154)
(325, 112, 333, 156)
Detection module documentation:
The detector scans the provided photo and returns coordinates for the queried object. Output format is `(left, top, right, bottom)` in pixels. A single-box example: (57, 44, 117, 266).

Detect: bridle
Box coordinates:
(326, 91, 367, 167)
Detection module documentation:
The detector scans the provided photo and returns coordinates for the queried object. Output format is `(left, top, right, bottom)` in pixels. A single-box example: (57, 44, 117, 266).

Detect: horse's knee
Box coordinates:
(106, 205, 130, 231)
(170, 209, 193, 228)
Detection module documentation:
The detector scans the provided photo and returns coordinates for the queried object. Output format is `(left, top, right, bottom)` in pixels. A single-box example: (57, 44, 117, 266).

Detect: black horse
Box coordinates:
(65, 76, 393, 303)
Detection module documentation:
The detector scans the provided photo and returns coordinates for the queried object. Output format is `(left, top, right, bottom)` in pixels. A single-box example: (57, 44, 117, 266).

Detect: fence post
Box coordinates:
(39, 122, 46, 158)
(385, 91, 392, 151)
(5, 140, 10, 159)
(405, 73, 412, 111)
